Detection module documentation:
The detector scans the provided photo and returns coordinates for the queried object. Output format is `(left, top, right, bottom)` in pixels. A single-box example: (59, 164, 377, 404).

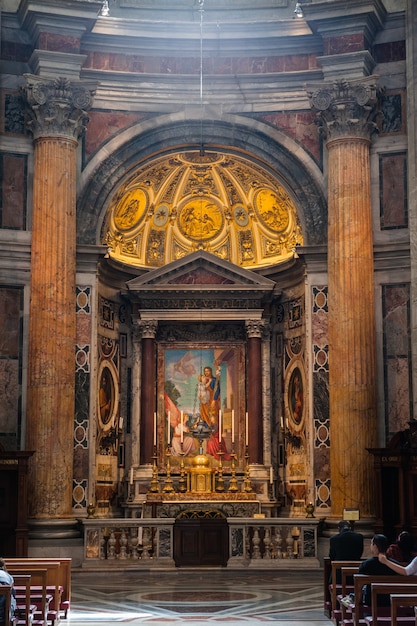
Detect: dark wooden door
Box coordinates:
(173, 518, 228, 567)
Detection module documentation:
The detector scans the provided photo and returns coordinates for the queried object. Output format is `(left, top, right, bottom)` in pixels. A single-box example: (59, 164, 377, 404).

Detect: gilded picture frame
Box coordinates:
(157, 343, 246, 466)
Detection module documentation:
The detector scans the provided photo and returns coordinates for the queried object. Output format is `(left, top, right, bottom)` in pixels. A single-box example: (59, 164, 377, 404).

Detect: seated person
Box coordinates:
(329, 520, 364, 583)
(0, 558, 16, 623)
(386, 531, 415, 564)
(359, 534, 399, 610)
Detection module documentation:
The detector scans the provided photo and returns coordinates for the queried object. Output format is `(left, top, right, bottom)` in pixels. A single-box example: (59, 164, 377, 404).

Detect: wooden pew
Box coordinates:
(350, 576, 417, 626)
(12, 574, 35, 626)
(329, 561, 363, 624)
(390, 593, 417, 626)
(0, 585, 18, 626)
(338, 566, 361, 625)
(365, 583, 417, 626)
(6, 568, 49, 626)
(5, 559, 71, 620)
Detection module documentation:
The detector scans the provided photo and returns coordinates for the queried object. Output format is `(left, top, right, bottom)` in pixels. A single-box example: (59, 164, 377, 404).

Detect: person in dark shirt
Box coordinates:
(386, 531, 415, 564)
(329, 520, 364, 583)
(330, 520, 364, 561)
(358, 534, 399, 608)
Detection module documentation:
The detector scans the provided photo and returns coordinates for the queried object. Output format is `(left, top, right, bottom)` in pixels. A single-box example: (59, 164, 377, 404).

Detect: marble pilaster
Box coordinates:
(308, 77, 379, 519)
(23, 76, 95, 520)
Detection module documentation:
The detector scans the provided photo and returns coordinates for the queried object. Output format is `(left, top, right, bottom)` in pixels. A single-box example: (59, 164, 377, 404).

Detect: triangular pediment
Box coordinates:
(125, 251, 277, 295)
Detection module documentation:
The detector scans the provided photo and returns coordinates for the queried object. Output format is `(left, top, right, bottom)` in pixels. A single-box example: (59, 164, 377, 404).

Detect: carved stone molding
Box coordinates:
(307, 76, 380, 142)
(22, 75, 95, 140)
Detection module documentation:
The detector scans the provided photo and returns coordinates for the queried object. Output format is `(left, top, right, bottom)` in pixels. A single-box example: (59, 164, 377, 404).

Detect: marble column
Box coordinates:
(308, 77, 379, 519)
(245, 319, 264, 464)
(138, 320, 158, 466)
(23, 76, 95, 521)
(406, 0, 417, 420)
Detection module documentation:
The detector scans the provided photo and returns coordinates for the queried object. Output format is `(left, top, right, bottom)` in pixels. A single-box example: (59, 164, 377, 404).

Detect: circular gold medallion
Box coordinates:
(255, 188, 290, 232)
(178, 197, 223, 241)
(114, 188, 148, 231)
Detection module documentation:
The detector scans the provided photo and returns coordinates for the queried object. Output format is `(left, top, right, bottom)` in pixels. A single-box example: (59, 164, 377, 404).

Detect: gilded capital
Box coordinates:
(22, 74, 95, 140)
(307, 76, 380, 142)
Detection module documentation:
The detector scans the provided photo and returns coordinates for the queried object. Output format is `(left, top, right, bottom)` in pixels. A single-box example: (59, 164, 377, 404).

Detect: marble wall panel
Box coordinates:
(0, 153, 27, 229)
(311, 286, 330, 511)
(323, 34, 365, 56)
(379, 152, 407, 228)
(84, 111, 145, 160)
(74, 286, 92, 509)
(0, 286, 22, 449)
(259, 112, 320, 165)
(382, 284, 411, 440)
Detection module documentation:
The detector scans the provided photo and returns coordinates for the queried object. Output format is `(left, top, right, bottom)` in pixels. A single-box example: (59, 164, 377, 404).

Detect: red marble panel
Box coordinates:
(0, 287, 21, 357)
(212, 56, 233, 74)
(84, 110, 146, 158)
(373, 41, 406, 64)
(76, 311, 92, 346)
(38, 32, 80, 53)
(1, 41, 32, 62)
(0, 153, 26, 229)
(323, 33, 365, 56)
(380, 152, 407, 229)
(265, 56, 285, 72)
(283, 54, 310, 72)
(259, 111, 321, 164)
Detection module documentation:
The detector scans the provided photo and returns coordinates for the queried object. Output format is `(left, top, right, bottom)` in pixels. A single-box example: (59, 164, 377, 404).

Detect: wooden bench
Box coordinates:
(338, 566, 362, 625)
(329, 560, 363, 624)
(390, 595, 417, 626)
(0, 585, 18, 626)
(12, 574, 35, 626)
(6, 568, 49, 626)
(365, 583, 417, 626)
(347, 576, 417, 626)
(5, 559, 71, 620)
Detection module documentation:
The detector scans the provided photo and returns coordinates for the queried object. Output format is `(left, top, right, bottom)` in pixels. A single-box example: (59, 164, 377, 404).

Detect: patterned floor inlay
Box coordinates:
(68, 568, 331, 625)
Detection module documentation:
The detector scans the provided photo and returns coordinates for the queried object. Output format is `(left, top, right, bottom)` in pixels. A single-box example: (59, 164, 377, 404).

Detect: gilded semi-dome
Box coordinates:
(103, 150, 303, 269)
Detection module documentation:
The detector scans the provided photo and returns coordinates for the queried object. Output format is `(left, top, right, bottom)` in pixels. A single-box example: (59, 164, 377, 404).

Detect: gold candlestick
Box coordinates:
(163, 447, 175, 492)
(216, 449, 225, 492)
(243, 446, 253, 492)
(149, 447, 160, 493)
(178, 444, 187, 493)
(228, 448, 238, 492)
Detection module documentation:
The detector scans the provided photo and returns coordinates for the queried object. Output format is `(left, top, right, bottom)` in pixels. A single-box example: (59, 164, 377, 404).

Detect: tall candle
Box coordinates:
(180, 411, 184, 443)
(167, 411, 171, 444)
(130, 467, 133, 485)
(245, 412, 249, 446)
(270, 467, 273, 484)
(231, 409, 235, 443)
(218, 409, 222, 443)
(153, 412, 157, 446)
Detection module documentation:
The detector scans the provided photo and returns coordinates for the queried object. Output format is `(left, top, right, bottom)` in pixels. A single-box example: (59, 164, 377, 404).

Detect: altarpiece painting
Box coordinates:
(157, 344, 245, 467)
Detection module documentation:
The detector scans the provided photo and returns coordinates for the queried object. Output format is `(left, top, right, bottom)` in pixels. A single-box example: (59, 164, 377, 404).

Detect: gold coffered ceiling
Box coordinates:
(104, 150, 303, 269)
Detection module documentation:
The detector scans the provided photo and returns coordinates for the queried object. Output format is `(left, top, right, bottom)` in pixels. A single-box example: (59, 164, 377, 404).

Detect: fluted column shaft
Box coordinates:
(23, 76, 95, 519)
(309, 77, 380, 518)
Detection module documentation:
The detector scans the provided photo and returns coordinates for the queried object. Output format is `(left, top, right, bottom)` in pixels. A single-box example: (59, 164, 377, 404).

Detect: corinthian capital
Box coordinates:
(307, 76, 380, 142)
(138, 320, 158, 339)
(22, 74, 96, 140)
(245, 319, 265, 339)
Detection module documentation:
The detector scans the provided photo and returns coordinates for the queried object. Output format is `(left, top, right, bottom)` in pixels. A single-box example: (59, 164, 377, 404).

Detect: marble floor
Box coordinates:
(68, 568, 331, 625)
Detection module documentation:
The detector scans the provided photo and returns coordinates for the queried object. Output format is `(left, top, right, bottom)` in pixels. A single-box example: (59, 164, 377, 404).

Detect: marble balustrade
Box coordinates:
(81, 517, 321, 568)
